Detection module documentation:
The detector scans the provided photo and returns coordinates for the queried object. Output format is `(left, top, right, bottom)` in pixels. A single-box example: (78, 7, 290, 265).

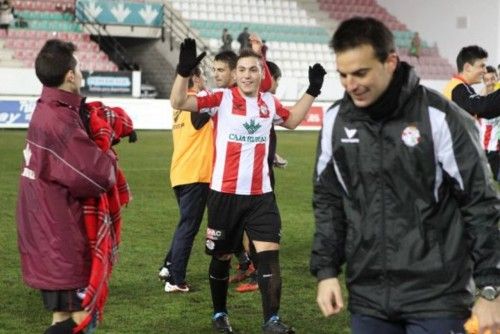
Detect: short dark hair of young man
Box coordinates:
(35, 39, 77, 87)
(456, 45, 488, 73)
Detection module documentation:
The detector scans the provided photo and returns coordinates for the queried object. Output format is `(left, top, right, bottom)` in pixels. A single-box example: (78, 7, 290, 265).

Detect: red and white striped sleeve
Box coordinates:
(273, 96, 290, 124)
(197, 90, 224, 114)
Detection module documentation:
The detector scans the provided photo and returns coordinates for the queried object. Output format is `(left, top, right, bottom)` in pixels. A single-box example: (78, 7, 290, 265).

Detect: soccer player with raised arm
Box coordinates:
(170, 38, 326, 334)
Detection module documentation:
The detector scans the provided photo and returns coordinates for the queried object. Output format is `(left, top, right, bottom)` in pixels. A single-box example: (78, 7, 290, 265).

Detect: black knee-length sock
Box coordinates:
(209, 256, 231, 315)
(257, 250, 281, 322)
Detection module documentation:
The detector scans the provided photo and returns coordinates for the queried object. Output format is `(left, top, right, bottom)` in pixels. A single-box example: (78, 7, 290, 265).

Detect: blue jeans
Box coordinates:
(351, 313, 467, 334)
(163, 183, 209, 284)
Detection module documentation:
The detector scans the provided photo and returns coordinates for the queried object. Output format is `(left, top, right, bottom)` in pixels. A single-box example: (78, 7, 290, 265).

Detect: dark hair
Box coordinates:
(486, 65, 497, 75)
(237, 49, 261, 64)
(214, 50, 237, 70)
(35, 39, 77, 87)
(330, 16, 395, 62)
(266, 61, 281, 80)
(188, 66, 201, 88)
(456, 45, 488, 72)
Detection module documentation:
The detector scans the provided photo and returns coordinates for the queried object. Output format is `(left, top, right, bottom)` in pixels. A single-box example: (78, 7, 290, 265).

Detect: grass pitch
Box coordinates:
(0, 130, 349, 333)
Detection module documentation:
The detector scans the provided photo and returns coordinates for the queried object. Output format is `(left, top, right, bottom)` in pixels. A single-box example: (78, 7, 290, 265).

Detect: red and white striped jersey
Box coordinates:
(478, 118, 500, 152)
(197, 86, 290, 195)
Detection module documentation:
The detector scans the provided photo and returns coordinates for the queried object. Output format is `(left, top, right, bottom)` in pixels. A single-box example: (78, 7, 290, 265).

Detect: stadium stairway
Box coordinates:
(115, 36, 177, 99)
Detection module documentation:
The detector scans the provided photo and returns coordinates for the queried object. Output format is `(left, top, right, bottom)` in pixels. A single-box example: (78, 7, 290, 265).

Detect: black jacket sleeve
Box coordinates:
(444, 102, 500, 287)
(190, 112, 210, 130)
(451, 84, 500, 119)
(310, 111, 347, 281)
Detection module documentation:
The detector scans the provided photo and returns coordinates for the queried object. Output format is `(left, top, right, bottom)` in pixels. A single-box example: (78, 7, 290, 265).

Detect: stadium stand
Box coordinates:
(0, 0, 118, 71)
(316, 0, 454, 79)
(167, 0, 454, 80)
(318, 0, 406, 30)
(0, 0, 454, 98)
(169, 0, 336, 79)
(12, 0, 75, 12)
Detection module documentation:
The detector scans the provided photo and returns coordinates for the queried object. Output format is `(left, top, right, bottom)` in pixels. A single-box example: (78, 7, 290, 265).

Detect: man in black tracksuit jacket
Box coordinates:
(310, 17, 500, 334)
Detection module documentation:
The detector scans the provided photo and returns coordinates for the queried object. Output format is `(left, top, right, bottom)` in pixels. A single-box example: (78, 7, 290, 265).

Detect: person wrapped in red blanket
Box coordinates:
(74, 101, 136, 334)
(17, 40, 136, 334)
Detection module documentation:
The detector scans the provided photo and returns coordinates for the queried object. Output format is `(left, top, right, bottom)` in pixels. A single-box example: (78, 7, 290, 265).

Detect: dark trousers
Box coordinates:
(351, 313, 466, 334)
(163, 183, 209, 284)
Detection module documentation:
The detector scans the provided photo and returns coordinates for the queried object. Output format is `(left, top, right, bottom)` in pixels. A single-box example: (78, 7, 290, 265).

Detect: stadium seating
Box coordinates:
(169, 0, 335, 78)
(318, 0, 406, 30)
(0, 2, 118, 72)
(12, 0, 75, 13)
(1, 0, 453, 88)
(167, 0, 453, 80)
(190, 21, 328, 44)
(316, 0, 454, 79)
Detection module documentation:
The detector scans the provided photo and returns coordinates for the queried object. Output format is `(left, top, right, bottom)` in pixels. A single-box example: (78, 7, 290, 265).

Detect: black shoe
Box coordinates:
(212, 313, 234, 333)
(44, 318, 77, 334)
(262, 316, 295, 333)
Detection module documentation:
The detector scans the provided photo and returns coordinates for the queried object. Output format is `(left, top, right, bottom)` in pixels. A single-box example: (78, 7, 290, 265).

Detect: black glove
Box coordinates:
(306, 63, 327, 97)
(128, 130, 137, 143)
(176, 38, 206, 77)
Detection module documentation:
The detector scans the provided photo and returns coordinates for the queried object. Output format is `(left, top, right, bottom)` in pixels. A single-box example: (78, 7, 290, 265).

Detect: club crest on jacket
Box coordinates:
(401, 125, 421, 147)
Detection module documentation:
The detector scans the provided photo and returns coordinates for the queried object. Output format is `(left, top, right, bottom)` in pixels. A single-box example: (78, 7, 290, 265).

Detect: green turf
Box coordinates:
(0, 129, 349, 333)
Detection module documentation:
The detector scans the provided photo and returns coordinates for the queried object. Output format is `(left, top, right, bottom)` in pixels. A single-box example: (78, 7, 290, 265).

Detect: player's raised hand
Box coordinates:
(249, 33, 263, 55)
(177, 38, 206, 77)
(306, 63, 327, 97)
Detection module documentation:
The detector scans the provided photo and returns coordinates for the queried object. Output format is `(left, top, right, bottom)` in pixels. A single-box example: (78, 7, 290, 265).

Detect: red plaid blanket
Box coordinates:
(74, 101, 134, 333)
